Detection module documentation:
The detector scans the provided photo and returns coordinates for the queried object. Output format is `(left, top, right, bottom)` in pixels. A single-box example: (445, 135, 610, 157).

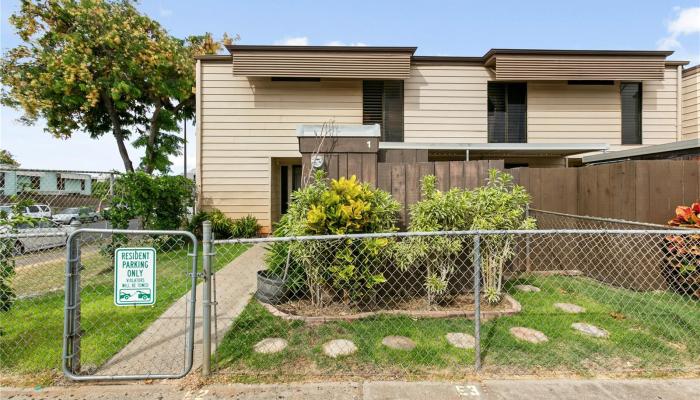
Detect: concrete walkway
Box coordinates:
(98, 245, 265, 376)
(6, 379, 700, 399)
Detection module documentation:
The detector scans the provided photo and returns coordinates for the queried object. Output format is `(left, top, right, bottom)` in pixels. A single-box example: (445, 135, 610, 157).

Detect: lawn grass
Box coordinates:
(215, 275, 700, 379)
(0, 243, 249, 376)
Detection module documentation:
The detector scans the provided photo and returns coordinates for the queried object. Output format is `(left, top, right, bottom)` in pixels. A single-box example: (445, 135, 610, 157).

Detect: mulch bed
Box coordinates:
(262, 294, 521, 324)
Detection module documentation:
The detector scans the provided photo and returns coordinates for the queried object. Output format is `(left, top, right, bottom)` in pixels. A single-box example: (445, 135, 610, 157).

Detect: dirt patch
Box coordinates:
(261, 294, 521, 324)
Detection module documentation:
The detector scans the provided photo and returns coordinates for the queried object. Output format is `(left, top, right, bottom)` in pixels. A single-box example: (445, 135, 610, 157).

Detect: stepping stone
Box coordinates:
(514, 284, 541, 293)
(322, 339, 357, 358)
(253, 338, 288, 354)
(572, 323, 609, 338)
(445, 332, 475, 349)
(382, 336, 416, 351)
(554, 302, 586, 314)
(509, 327, 548, 344)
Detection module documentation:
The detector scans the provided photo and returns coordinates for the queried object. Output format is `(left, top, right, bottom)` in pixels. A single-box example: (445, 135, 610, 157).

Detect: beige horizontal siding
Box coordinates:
(198, 60, 362, 232)
(403, 63, 489, 143)
(642, 67, 679, 144)
(493, 55, 667, 81)
(682, 67, 699, 139)
(232, 50, 412, 79)
(527, 81, 621, 144)
(528, 66, 679, 146)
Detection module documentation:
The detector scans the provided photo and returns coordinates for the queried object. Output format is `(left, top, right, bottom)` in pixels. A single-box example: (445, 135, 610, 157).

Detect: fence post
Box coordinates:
(473, 234, 481, 372)
(201, 221, 212, 376)
(69, 220, 82, 373)
(525, 205, 532, 273)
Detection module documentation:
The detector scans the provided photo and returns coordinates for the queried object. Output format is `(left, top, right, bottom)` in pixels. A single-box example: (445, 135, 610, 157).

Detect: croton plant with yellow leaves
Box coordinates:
(275, 171, 400, 307)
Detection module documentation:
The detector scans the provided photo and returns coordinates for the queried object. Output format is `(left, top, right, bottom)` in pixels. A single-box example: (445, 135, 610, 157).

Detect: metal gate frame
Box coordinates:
(62, 228, 199, 381)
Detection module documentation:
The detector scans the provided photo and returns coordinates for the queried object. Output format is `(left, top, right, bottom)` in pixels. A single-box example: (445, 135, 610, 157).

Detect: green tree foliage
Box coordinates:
(1, 0, 231, 173)
(106, 172, 193, 230)
(0, 150, 20, 167)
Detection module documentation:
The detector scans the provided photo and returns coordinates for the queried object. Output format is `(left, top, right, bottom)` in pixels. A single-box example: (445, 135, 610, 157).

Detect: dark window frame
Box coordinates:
(363, 80, 404, 142)
(80, 179, 86, 191)
(0, 173, 4, 189)
(57, 177, 65, 190)
(487, 82, 528, 143)
(621, 82, 643, 145)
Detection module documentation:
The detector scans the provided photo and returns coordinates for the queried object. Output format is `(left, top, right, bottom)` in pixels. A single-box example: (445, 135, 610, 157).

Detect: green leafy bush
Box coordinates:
(106, 172, 194, 230)
(397, 169, 535, 305)
(188, 209, 260, 239)
(230, 215, 261, 238)
(264, 214, 305, 294)
(276, 171, 400, 307)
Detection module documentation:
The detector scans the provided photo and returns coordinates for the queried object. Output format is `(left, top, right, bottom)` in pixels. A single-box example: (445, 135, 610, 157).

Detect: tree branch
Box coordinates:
(102, 91, 134, 172)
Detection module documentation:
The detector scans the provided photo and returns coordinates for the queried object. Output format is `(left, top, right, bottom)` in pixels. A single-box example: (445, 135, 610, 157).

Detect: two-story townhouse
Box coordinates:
(195, 46, 693, 233)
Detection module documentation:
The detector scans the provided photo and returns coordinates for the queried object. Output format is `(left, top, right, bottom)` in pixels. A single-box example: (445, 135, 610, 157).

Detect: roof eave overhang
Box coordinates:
(379, 142, 610, 157)
(582, 139, 700, 163)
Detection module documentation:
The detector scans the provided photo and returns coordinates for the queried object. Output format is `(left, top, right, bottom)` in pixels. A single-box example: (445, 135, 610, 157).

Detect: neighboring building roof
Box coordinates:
(582, 139, 700, 164)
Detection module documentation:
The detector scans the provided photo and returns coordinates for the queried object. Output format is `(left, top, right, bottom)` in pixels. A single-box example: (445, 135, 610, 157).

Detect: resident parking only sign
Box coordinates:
(114, 247, 157, 306)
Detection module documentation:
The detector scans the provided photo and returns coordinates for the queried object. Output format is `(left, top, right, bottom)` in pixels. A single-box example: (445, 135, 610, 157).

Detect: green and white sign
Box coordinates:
(114, 247, 156, 306)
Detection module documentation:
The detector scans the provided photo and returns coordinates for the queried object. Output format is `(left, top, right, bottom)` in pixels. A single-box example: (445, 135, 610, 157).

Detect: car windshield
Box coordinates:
(60, 208, 80, 214)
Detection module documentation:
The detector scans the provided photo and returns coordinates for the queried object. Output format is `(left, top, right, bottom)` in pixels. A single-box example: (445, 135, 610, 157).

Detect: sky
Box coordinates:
(1, 0, 699, 173)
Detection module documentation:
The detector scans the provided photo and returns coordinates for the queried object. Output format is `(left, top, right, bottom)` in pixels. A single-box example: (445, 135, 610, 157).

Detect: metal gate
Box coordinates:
(62, 228, 198, 381)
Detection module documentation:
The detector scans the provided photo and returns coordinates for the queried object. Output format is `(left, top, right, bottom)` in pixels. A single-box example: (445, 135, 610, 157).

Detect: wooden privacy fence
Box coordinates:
(376, 160, 504, 226)
(511, 160, 700, 225)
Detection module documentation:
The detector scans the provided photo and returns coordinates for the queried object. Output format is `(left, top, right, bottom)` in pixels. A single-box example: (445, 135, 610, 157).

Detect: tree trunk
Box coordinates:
(143, 101, 162, 175)
(102, 92, 134, 172)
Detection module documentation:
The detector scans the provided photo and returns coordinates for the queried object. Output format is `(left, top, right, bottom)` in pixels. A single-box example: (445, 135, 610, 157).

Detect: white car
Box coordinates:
(0, 204, 52, 219)
(1, 220, 72, 255)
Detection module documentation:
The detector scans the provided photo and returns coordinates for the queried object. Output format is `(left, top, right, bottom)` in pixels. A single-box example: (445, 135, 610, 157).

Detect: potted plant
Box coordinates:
(664, 203, 700, 299)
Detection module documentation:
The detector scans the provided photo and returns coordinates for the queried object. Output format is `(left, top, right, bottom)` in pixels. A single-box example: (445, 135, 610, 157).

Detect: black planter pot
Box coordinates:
(255, 270, 287, 304)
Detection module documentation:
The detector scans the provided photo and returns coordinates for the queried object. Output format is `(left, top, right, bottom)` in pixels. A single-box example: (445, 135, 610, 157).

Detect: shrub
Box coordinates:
(231, 215, 261, 238)
(397, 169, 535, 305)
(106, 172, 194, 230)
(279, 171, 400, 307)
(264, 214, 305, 294)
(188, 210, 260, 239)
(664, 203, 700, 298)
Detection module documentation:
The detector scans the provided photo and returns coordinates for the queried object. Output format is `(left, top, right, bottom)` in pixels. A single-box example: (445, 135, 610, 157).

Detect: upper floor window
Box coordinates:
(487, 82, 527, 143)
(0, 173, 4, 189)
(57, 177, 65, 190)
(81, 179, 86, 191)
(621, 82, 642, 145)
(363, 80, 404, 142)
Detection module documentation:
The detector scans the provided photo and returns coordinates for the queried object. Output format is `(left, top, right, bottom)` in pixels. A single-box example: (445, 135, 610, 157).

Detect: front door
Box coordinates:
(280, 165, 302, 215)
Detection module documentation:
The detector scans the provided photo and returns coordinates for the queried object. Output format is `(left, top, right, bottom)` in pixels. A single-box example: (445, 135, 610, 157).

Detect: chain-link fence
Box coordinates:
(62, 229, 198, 380)
(210, 227, 700, 380)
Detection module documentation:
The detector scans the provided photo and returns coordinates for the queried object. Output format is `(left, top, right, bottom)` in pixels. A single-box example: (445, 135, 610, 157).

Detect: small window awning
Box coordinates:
(379, 142, 610, 157)
(227, 45, 416, 79)
(484, 49, 672, 81)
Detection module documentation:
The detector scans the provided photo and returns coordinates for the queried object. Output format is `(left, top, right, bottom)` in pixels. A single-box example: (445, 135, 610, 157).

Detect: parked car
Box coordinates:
(52, 207, 99, 224)
(0, 203, 52, 219)
(0, 219, 73, 255)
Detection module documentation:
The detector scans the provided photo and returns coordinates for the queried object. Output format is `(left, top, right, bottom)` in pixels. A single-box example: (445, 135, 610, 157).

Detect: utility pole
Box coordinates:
(183, 118, 188, 178)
